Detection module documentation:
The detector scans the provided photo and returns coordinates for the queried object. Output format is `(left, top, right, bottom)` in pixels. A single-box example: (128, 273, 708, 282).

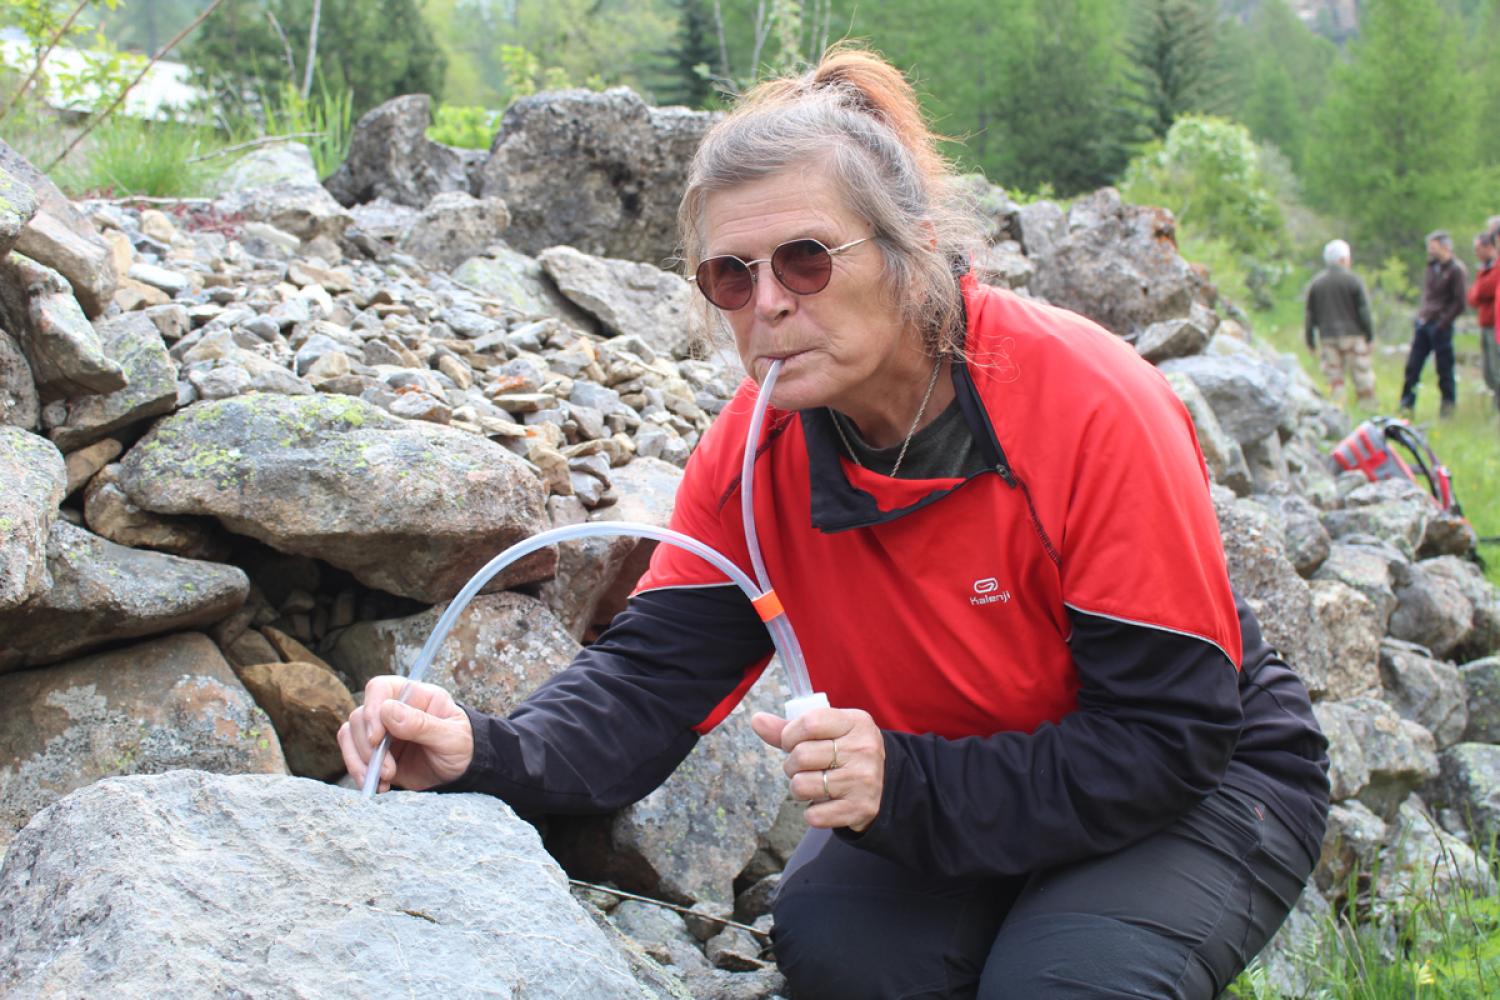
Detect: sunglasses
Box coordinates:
(692, 237, 869, 311)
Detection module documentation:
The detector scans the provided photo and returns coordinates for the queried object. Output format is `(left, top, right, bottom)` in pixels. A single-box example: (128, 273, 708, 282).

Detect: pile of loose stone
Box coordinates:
(2, 88, 1499, 998)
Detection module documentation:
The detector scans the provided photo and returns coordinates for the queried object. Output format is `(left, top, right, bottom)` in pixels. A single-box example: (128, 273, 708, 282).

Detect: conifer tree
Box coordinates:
(1305, 0, 1477, 263)
(1124, 0, 1227, 140)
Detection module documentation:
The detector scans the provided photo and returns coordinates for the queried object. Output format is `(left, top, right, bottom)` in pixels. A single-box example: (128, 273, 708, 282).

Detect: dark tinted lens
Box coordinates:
(697, 256, 753, 310)
(772, 239, 833, 294)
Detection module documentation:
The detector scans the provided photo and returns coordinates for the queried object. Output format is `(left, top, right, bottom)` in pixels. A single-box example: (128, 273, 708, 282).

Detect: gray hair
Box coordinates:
(1426, 229, 1452, 248)
(678, 59, 984, 358)
(1323, 239, 1351, 267)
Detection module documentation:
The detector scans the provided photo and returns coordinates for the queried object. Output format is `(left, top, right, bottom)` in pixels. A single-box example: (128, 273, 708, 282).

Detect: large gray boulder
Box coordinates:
(550, 678, 789, 906)
(1461, 656, 1500, 743)
(324, 94, 471, 208)
(0, 427, 65, 611)
(1028, 187, 1199, 338)
(0, 633, 286, 850)
(1378, 639, 1468, 749)
(1376, 794, 1497, 907)
(116, 394, 553, 603)
(1388, 560, 1474, 660)
(0, 521, 249, 672)
(0, 771, 668, 998)
(1422, 555, 1500, 663)
(1308, 578, 1382, 701)
(1431, 743, 1500, 850)
(325, 592, 578, 710)
(1157, 354, 1290, 446)
(0, 327, 38, 429)
(216, 141, 321, 192)
(1311, 543, 1400, 633)
(46, 312, 176, 451)
(452, 244, 593, 324)
(1316, 697, 1439, 820)
(0, 252, 124, 400)
(1321, 479, 1431, 560)
(1214, 489, 1332, 692)
(0, 157, 38, 259)
(479, 88, 716, 265)
(213, 183, 353, 243)
(0, 138, 115, 317)
(1162, 371, 1251, 494)
(399, 191, 510, 271)
(540, 246, 701, 360)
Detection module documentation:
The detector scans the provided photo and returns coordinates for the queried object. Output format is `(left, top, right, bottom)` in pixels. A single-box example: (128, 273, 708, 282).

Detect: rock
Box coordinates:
(82, 462, 228, 558)
(213, 183, 353, 242)
(1388, 561, 1473, 660)
(705, 925, 768, 972)
(47, 312, 177, 451)
(0, 158, 38, 258)
(62, 435, 121, 495)
(137, 208, 178, 244)
(1377, 793, 1497, 906)
(480, 89, 716, 264)
(0, 252, 125, 400)
(549, 681, 788, 906)
(399, 191, 510, 271)
(1156, 353, 1290, 446)
(0, 634, 285, 850)
(1421, 556, 1500, 663)
(1214, 491, 1332, 693)
(1255, 491, 1330, 576)
(324, 592, 578, 712)
(1308, 579, 1381, 700)
(971, 242, 1034, 290)
(216, 142, 321, 192)
(324, 94, 471, 208)
(1315, 800, 1386, 896)
(238, 660, 355, 781)
(541, 456, 684, 639)
(540, 246, 700, 360)
(113, 275, 170, 311)
(1, 139, 116, 317)
(1028, 188, 1198, 338)
(1321, 486, 1430, 561)
(610, 899, 713, 976)
(1163, 372, 1251, 494)
(0, 521, 249, 672)
(0, 327, 38, 429)
(1420, 508, 1479, 558)
(13, 208, 118, 318)
(0, 771, 655, 997)
(116, 394, 552, 603)
(1318, 696, 1439, 820)
(1134, 301, 1217, 363)
(1378, 639, 1468, 749)
(1311, 543, 1399, 633)
(1016, 200, 1066, 257)
(1250, 888, 1330, 1000)
(1432, 744, 1500, 850)
(348, 197, 421, 245)
(1460, 657, 1500, 743)
(0, 427, 65, 611)
(733, 873, 779, 923)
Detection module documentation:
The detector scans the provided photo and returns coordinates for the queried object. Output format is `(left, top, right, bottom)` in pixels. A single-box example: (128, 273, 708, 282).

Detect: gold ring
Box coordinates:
(821, 768, 831, 799)
(829, 738, 840, 769)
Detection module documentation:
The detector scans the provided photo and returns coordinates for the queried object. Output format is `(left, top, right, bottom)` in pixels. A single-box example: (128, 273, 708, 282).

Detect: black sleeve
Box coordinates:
(1357, 280, 1374, 339)
(432, 584, 774, 815)
(836, 605, 1243, 879)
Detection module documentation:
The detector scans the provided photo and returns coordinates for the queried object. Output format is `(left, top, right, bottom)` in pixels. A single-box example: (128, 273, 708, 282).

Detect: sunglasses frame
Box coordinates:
(691, 236, 870, 311)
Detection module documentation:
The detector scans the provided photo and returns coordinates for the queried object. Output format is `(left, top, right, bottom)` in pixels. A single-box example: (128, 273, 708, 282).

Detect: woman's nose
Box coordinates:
(751, 263, 795, 321)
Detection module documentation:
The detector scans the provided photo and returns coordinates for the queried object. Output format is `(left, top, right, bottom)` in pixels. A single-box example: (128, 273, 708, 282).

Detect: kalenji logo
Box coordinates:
(971, 578, 1012, 606)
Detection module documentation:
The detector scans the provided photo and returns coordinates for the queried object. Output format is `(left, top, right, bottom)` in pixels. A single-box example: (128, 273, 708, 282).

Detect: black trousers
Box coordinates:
(771, 785, 1317, 1000)
(1401, 320, 1456, 407)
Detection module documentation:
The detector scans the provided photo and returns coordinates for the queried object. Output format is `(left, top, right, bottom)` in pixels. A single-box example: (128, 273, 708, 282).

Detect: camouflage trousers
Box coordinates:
(1319, 335, 1377, 405)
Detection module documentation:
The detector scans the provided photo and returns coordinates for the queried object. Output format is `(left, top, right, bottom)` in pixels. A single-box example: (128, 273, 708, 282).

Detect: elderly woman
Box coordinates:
(340, 49, 1329, 999)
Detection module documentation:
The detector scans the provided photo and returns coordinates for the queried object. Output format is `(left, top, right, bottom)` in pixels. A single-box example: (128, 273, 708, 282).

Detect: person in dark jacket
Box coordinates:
(1306, 238, 1376, 407)
(1400, 230, 1468, 417)
(339, 48, 1329, 1000)
(1473, 229, 1500, 413)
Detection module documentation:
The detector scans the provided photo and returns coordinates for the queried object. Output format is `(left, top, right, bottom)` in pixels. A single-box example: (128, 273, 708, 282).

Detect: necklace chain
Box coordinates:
(830, 357, 944, 479)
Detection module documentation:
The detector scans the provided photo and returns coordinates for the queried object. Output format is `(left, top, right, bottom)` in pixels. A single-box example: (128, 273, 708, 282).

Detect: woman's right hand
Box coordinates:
(337, 676, 475, 792)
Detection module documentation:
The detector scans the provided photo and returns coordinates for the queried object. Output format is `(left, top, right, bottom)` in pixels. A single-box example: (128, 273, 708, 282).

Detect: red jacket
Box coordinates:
(1467, 261, 1497, 332)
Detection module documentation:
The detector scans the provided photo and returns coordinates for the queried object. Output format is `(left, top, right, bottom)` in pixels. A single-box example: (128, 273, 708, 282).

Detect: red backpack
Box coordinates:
(1329, 417, 1460, 515)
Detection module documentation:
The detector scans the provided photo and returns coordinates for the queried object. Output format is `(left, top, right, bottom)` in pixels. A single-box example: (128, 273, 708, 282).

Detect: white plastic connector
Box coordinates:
(783, 691, 830, 720)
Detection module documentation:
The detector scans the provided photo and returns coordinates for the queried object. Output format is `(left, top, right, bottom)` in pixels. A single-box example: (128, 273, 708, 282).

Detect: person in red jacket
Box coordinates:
(1475, 229, 1500, 413)
(340, 48, 1328, 1000)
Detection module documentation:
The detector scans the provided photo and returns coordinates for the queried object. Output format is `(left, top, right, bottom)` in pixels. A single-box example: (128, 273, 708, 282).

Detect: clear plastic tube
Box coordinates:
(739, 359, 813, 700)
(361, 521, 795, 797)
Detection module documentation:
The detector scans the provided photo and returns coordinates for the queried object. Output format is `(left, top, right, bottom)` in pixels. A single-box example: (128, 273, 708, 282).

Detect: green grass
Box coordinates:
(53, 116, 228, 199)
(1240, 263, 1500, 586)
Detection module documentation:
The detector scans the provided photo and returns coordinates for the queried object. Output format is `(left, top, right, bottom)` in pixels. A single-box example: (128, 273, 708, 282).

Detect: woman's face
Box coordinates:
(701, 163, 922, 419)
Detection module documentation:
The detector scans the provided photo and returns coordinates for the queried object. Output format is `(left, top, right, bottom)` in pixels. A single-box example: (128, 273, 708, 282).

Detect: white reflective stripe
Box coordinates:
(633, 582, 742, 596)
(1062, 602, 1237, 666)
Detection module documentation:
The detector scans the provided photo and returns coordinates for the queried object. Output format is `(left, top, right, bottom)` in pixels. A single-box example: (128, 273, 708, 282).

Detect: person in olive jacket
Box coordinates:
(1305, 239, 1376, 407)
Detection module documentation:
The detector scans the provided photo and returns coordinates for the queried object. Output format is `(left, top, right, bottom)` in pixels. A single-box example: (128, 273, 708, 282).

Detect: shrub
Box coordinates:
(427, 104, 501, 150)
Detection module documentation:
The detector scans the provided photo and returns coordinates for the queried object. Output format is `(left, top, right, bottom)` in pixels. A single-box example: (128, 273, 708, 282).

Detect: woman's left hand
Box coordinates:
(751, 706, 885, 832)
